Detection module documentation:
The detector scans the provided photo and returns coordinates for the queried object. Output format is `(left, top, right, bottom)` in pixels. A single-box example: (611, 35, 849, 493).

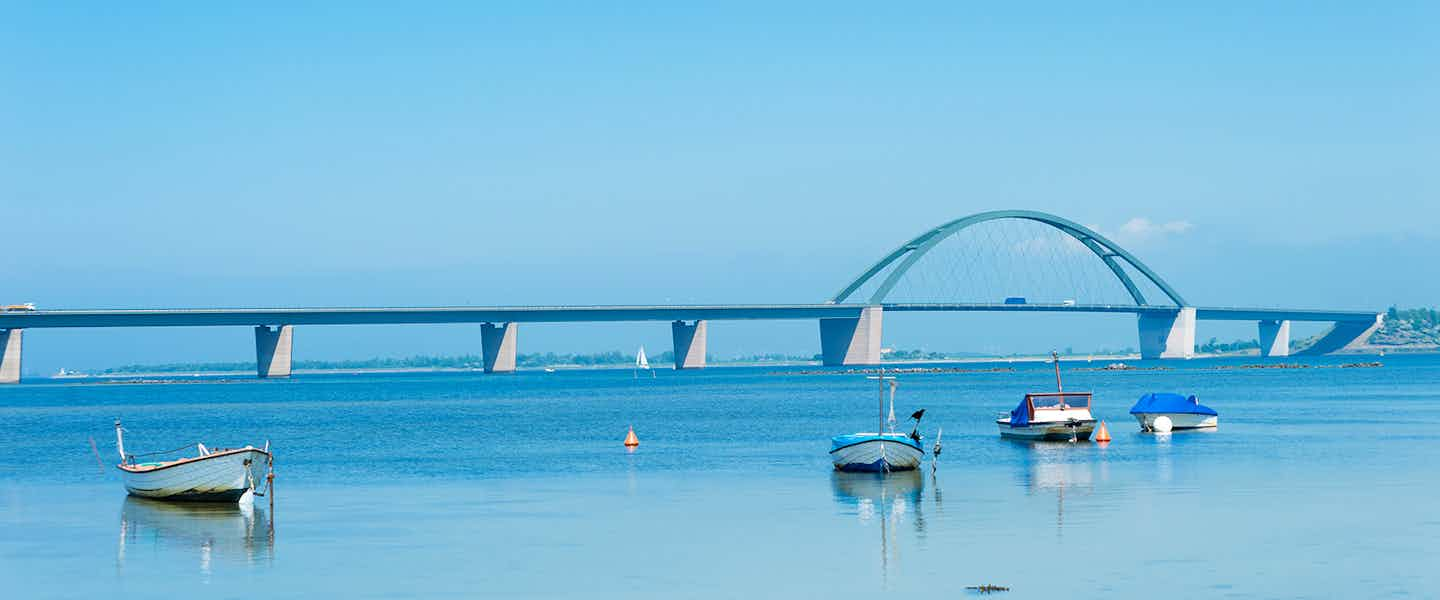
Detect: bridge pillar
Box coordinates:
(671, 320, 707, 370)
(820, 306, 882, 366)
(481, 322, 518, 373)
(1295, 314, 1384, 356)
(0, 329, 21, 384)
(1138, 308, 1195, 359)
(254, 325, 294, 378)
(1258, 320, 1292, 357)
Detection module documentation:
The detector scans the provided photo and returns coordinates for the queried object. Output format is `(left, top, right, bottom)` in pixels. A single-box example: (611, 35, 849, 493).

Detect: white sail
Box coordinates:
(636, 346, 650, 370)
(887, 381, 897, 432)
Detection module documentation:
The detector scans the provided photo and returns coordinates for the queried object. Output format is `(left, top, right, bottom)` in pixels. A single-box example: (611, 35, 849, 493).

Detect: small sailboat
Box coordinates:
(634, 346, 654, 378)
(830, 371, 927, 472)
(996, 352, 1097, 441)
(114, 420, 272, 503)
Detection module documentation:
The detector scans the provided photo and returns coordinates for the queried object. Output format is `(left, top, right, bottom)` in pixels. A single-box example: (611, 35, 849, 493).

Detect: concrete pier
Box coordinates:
(1258, 319, 1292, 357)
(819, 306, 882, 366)
(1295, 315, 1384, 356)
(254, 325, 294, 378)
(0, 329, 20, 384)
(481, 322, 518, 373)
(670, 320, 707, 369)
(1138, 307, 1195, 359)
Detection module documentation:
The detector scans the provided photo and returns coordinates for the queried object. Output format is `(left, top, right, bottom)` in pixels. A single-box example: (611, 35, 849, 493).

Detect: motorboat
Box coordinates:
(996, 352, 1096, 441)
(830, 371, 928, 472)
(1129, 393, 1218, 431)
(114, 420, 272, 503)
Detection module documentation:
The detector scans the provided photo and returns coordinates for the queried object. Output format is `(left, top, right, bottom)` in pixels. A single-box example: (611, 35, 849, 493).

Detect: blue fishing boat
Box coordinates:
(1130, 393, 1218, 431)
(830, 371, 927, 472)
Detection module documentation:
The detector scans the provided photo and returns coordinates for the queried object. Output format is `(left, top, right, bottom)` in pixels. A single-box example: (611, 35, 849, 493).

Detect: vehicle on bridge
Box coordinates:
(2, 302, 35, 311)
(1004, 297, 1026, 305)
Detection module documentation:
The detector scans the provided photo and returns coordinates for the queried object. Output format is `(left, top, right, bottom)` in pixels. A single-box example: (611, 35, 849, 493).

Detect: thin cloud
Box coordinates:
(1111, 217, 1193, 243)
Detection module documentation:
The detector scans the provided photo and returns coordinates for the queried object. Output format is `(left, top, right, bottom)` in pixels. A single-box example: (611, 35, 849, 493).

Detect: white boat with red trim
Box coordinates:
(114, 420, 272, 503)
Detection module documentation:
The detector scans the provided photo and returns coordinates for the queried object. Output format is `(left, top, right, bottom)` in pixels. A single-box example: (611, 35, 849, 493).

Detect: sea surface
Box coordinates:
(2, 354, 1438, 599)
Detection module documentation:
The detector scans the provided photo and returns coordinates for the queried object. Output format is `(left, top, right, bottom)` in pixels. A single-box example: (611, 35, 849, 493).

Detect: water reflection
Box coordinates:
(118, 497, 273, 574)
(830, 470, 930, 587)
(1010, 443, 1095, 537)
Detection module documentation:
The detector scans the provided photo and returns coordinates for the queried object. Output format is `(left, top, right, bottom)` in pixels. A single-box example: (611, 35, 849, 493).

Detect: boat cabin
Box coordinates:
(1011, 392, 1093, 425)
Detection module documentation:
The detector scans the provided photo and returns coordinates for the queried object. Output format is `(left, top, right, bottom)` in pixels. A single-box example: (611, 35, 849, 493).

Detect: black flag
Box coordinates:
(909, 409, 926, 421)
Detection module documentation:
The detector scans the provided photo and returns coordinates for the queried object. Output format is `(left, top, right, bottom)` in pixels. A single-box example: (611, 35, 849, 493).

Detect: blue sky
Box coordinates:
(3, 3, 1437, 372)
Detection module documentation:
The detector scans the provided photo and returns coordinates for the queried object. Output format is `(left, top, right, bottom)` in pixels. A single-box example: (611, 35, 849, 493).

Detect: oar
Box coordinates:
(88, 437, 105, 474)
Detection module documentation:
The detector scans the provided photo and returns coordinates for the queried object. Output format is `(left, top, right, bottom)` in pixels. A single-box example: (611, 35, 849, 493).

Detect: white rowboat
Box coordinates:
(115, 420, 271, 503)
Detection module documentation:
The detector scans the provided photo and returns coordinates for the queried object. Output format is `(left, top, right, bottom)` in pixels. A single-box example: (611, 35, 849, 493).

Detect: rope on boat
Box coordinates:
(129, 443, 200, 459)
(252, 454, 275, 497)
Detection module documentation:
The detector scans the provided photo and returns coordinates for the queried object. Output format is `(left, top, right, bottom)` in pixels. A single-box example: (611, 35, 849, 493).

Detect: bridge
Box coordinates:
(0, 210, 1383, 383)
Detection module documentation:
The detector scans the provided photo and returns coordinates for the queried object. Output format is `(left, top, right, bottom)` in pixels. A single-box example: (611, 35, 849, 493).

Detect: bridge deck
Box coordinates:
(884, 303, 1380, 322)
(0, 303, 1379, 329)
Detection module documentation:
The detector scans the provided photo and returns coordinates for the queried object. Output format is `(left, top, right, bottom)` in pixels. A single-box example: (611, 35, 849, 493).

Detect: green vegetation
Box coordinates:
(729, 352, 820, 362)
(883, 349, 949, 361)
(100, 350, 724, 374)
(1372, 306, 1440, 346)
(1199, 337, 1260, 354)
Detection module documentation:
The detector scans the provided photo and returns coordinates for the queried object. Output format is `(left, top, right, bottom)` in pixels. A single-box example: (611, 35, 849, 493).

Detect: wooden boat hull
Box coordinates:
(996, 419, 1096, 441)
(830, 436, 923, 472)
(119, 448, 269, 502)
(1134, 413, 1218, 431)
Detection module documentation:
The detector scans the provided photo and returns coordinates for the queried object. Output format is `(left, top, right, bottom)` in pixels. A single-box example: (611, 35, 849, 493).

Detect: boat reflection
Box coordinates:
(1010, 444, 1095, 537)
(117, 497, 273, 574)
(830, 470, 931, 586)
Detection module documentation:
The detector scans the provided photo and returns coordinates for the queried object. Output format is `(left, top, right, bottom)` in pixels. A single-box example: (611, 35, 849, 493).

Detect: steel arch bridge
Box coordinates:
(830, 209, 1187, 306)
(817, 209, 1381, 361)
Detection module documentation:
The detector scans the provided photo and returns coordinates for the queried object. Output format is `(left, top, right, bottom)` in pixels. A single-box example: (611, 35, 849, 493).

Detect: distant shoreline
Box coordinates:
(39, 346, 1434, 380)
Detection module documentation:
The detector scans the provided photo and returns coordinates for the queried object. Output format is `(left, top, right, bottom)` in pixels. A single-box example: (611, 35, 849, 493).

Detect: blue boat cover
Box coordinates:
(830, 433, 922, 452)
(1009, 398, 1030, 427)
(1128, 393, 1217, 416)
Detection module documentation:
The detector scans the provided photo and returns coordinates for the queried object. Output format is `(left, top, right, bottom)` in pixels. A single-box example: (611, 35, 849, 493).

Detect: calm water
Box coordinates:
(3, 355, 1439, 598)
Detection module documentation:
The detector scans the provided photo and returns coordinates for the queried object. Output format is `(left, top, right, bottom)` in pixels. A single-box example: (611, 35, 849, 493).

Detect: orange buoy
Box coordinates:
(623, 425, 640, 447)
(1094, 420, 1112, 443)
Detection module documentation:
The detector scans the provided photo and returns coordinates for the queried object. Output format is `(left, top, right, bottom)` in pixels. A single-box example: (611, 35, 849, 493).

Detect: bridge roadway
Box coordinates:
(0, 303, 1384, 383)
(0, 303, 1381, 328)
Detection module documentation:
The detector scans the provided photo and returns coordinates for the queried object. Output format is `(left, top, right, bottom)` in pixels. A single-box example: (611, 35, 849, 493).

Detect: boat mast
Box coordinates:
(1052, 350, 1063, 392)
(878, 367, 885, 435)
(887, 380, 897, 433)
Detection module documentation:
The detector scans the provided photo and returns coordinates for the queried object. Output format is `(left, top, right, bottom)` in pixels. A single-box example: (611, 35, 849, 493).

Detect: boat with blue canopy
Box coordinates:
(1129, 393, 1218, 431)
(830, 371, 928, 472)
(995, 352, 1096, 441)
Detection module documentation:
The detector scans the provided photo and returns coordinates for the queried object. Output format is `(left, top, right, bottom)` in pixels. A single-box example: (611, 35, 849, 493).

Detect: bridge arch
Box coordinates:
(830, 210, 1188, 306)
